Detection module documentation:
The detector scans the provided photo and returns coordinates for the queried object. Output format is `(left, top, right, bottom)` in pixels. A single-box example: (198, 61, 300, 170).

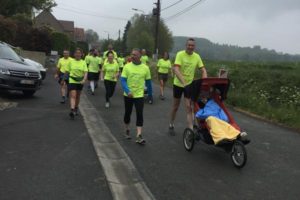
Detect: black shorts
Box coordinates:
(173, 84, 192, 99)
(87, 72, 100, 81)
(68, 83, 83, 91)
(58, 73, 69, 84)
(158, 73, 168, 82)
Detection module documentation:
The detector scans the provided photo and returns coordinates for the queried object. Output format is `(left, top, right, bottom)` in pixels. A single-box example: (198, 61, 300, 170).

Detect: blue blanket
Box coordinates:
(195, 99, 229, 122)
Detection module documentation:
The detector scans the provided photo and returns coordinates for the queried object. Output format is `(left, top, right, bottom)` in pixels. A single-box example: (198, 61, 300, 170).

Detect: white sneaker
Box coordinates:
(240, 131, 248, 137)
(105, 102, 110, 108)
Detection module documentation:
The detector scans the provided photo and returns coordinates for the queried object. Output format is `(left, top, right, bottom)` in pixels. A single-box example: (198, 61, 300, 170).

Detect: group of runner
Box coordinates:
(55, 38, 207, 144)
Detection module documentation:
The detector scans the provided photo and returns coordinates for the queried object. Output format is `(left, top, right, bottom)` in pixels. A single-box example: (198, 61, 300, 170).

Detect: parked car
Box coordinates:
(22, 57, 47, 80)
(0, 41, 42, 96)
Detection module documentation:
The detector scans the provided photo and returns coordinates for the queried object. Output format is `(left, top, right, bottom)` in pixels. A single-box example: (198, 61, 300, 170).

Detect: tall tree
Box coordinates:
(122, 21, 131, 54)
(126, 14, 173, 56)
(85, 29, 99, 45)
(0, 0, 56, 17)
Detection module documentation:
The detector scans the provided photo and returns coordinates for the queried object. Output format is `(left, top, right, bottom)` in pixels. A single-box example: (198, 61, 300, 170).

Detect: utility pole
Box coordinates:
(118, 29, 121, 41)
(153, 0, 160, 60)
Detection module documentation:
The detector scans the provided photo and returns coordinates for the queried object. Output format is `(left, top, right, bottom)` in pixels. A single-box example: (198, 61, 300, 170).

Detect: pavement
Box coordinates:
(0, 74, 112, 200)
(85, 76, 300, 200)
(1, 68, 300, 200)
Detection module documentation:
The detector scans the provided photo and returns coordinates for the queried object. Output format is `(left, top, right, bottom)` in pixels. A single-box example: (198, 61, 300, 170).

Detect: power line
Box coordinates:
(164, 0, 205, 21)
(161, 0, 183, 11)
(55, 6, 128, 21)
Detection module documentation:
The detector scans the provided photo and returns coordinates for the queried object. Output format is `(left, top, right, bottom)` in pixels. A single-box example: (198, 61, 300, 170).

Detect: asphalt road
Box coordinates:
(1, 69, 300, 200)
(86, 77, 300, 200)
(0, 75, 112, 200)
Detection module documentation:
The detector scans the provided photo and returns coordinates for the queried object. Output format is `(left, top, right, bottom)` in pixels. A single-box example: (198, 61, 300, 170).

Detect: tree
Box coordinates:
(85, 29, 99, 45)
(126, 14, 173, 56)
(51, 32, 70, 55)
(0, 0, 56, 17)
(122, 21, 131, 54)
(0, 15, 17, 43)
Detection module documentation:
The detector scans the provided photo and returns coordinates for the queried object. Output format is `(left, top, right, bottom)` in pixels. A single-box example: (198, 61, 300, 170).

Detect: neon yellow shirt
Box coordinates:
(121, 62, 151, 98)
(84, 54, 92, 65)
(88, 56, 102, 73)
(103, 61, 119, 82)
(67, 59, 88, 84)
(173, 50, 204, 88)
(157, 58, 172, 74)
(141, 55, 149, 65)
(57, 57, 72, 73)
(118, 57, 125, 68)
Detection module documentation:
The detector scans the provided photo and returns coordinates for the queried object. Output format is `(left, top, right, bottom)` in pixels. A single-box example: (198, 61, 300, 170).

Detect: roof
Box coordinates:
(58, 20, 74, 32)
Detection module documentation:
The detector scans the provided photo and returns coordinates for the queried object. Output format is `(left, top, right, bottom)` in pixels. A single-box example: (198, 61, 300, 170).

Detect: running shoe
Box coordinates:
(169, 124, 175, 136)
(148, 96, 153, 104)
(60, 96, 66, 104)
(124, 130, 131, 139)
(136, 134, 146, 144)
(105, 102, 110, 108)
(91, 91, 95, 95)
(74, 107, 79, 116)
(69, 111, 75, 120)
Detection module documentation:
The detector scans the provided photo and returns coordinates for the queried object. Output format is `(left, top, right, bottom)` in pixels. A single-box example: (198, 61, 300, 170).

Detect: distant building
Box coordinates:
(74, 28, 85, 42)
(34, 10, 85, 41)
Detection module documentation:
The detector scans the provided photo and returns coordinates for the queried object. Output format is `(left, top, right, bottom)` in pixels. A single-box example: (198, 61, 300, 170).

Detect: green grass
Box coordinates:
(149, 60, 300, 130)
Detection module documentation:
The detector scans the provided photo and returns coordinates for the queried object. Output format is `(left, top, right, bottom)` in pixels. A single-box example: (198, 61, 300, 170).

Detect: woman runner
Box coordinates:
(101, 51, 119, 108)
(157, 52, 172, 100)
(66, 48, 88, 119)
(87, 49, 102, 95)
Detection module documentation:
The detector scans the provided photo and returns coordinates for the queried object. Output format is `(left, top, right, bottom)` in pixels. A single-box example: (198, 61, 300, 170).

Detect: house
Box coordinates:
(74, 27, 85, 42)
(34, 10, 84, 41)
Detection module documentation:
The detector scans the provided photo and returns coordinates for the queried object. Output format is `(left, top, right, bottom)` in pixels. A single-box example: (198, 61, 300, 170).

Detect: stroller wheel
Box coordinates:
(183, 128, 195, 152)
(231, 140, 247, 168)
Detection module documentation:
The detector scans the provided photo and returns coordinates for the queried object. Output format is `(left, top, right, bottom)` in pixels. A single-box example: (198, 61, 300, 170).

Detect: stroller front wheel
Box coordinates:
(183, 128, 195, 152)
(231, 140, 247, 168)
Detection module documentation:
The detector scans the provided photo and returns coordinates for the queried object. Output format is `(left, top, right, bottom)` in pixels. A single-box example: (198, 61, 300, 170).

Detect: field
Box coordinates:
(149, 60, 300, 130)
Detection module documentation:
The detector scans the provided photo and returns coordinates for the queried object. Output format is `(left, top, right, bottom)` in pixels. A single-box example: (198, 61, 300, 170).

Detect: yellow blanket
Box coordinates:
(206, 116, 240, 144)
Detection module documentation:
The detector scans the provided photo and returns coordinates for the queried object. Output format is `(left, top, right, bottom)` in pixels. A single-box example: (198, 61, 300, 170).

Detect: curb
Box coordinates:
(79, 93, 156, 200)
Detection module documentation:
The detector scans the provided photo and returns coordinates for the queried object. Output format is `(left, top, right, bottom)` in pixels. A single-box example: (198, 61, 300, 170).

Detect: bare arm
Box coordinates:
(173, 65, 187, 86)
(201, 67, 207, 78)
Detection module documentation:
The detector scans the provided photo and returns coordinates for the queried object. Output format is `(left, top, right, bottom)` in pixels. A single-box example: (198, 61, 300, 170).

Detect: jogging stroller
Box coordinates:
(183, 78, 250, 168)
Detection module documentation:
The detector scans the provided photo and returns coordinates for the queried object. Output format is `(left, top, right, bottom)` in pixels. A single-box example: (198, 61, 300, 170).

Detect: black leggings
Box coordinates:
(123, 96, 144, 127)
(104, 80, 116, 102)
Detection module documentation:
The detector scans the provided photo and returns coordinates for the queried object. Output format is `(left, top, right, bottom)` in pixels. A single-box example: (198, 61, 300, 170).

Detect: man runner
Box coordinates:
(169, 38, 207, 134)
(120, 48, 153, 144)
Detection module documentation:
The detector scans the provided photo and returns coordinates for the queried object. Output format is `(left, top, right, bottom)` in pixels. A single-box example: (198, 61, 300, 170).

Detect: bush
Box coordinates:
(0, 15, 17, 43)
(51, 32, 70, 55)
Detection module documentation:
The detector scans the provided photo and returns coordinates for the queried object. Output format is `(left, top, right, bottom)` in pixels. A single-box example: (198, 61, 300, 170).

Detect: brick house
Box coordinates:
(34, 10, 85, 41)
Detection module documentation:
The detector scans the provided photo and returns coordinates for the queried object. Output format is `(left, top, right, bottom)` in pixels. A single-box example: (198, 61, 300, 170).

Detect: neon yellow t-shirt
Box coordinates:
(57, 57, 72, 73)
(157, 58, 172, 74)
(67, 59, 88, 84)
(88, 56, 102, 73)
(141, 55, 149, 65)
(173, 50, 204, 88)
(84, 54, 92, 65)
(118, 57, 125, 68)
(121, 62, 151, 98)
(102, 61, 119, 82)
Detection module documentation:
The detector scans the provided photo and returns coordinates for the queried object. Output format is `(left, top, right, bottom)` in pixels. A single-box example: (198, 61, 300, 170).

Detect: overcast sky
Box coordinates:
(51, 0, 300, 54)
